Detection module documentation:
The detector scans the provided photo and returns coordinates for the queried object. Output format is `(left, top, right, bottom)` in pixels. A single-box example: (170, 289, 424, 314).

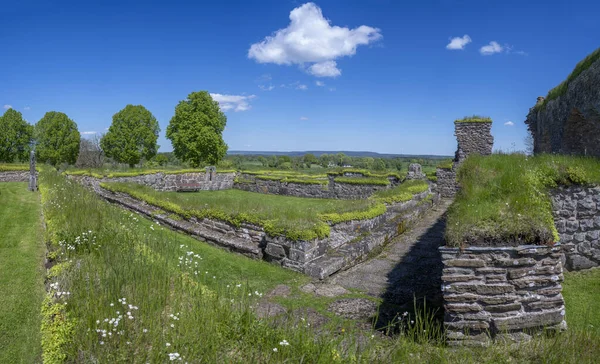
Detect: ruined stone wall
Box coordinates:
(83, 175, 436, 279)
(234, 173, 396, 200)
(440, 245, 566, 346)
(0, 171, 30, 182)
(97, 172, 236, 191)
(454, 122, 494, 164)
(525, 56, 600, 156)
(436, 168, 458, 198)
(550, 185, 600, 270)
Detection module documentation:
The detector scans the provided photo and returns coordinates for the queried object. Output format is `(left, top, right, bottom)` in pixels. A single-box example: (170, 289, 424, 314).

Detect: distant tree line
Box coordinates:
(0, 91, 228, 168)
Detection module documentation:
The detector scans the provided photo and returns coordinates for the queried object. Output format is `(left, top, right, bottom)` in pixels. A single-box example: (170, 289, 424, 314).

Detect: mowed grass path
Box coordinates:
(0, 183, 45, 363)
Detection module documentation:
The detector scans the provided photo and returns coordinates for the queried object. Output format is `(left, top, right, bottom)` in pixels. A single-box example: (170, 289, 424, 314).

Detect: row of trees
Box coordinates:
(0, 91, 228, 167)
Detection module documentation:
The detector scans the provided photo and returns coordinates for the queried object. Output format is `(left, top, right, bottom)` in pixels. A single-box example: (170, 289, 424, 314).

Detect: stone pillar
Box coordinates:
(406, 163, 426, 180)
(28, 151, 37, 191)
(454, 121, 494, 165)
(440, 244, 566, 346)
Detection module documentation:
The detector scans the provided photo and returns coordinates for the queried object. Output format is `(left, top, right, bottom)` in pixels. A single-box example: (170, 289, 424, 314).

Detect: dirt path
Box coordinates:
(328, 199, 452, 313)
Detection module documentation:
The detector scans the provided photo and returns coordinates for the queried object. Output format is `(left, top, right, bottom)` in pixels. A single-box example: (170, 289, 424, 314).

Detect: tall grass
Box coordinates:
(446, 153, 600, 247)
(39, 170, 600, 362)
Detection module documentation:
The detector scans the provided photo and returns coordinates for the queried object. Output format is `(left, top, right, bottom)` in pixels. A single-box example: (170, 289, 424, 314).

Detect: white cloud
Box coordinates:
(480, 41, 503, 55)
(81, 131, 97, 135)
(210, 93, 256, 112)
(504, 121, 514, 126)
(248, 2, 381, 77)
(308, 60, 341, 77)
(329, 87, 336, 92)
(315, 80, 325, 87)
(296, 84, 308, 90)
(446, 35, 471, 50)
(300, 116, 309, 120)
(259, 84, 275, 91)
(3, 104, 12, 109)
(23, 106, 31, 110)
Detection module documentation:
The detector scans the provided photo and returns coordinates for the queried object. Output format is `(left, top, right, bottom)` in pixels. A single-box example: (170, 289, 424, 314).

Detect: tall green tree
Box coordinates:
(166, 91, 228, 167)
(101, 105, 160, 167)
(35, 111, 80, 166)
(0, 108, 33, 162)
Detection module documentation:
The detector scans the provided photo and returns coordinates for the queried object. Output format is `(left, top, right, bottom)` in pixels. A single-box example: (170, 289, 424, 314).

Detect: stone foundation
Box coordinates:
(234, 173, 399, 200)
(440, 245, 566, 346)
(96, 172, 236, 192)
(0, 171, 30, 182)
(550, 185, 600, 270)
(80, 176, 437, 279)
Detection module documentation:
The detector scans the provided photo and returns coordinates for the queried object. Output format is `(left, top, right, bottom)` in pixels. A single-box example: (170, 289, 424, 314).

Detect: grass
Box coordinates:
(562, 268, 600, 334)
(334, 176, 390, 186)
(101, 182, 376, 240)
(446, 153, 600, 247)
(372, 180, 429, 204)
(34, 170, 600, 362)
(536, 47, 600, 111)
(0, 163, 29, 171)
(454, 115, 493, 123)
(0, 183, 45, 363)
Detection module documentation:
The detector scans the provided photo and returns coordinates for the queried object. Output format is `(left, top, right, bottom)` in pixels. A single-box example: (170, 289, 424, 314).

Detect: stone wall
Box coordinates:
(454, 122, 494, 164)
(436, 168, 457, 198)
(234, 174, 397, 200)
(96, 172, 236, 192)
(83, 176, 437, 279)
(0, 171, 30, 182)
(550, 185, 600, 270)
(525, 55, 600, 156)
(440, 245, 566, 346)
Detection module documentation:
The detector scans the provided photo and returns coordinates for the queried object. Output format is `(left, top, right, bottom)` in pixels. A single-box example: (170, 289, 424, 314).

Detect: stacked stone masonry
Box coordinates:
(454, 122, 494, 164)
(78, 175, 437, 279)
(436, 168, 458, 198)
(0, 171, 31, 182)
(440, 245, 567, 346)
(98, 172, 236, 192)
(550, 185, 600, 270)
(525, 57, 600, 156)
(234, 174, 399, 200)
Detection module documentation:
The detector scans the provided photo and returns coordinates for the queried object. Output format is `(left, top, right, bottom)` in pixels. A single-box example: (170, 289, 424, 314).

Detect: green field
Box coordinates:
(0, 183, 45, 363)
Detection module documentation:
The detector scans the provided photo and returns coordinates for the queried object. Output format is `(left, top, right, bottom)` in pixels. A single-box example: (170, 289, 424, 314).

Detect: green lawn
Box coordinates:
(0, 183, 45, 363)
(563, 268, 600, 333)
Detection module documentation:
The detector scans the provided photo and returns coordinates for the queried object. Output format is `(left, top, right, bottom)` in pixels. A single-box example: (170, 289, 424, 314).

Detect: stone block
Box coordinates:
(445, 303, 483, 313)
(478, 294, 519, 305)
(444, 293, 479, 303)
(265, 243, 286, 259)
(476, 267, 507, 275)
(493, 309, 564, 331)
(495, 258, 536, 267)
(566, 220, 579, 233)
(441, 274, 480, 283)
(445, 283, 515, 295)
(486, 274, 507, 283)
(586, 230, 599, 241)
(567, 254, 597, 270)
(445, 320, 490, 331)
(443, 267, 475, 275)
(445, 259, 486, 268)
(486, 303, 522, 313)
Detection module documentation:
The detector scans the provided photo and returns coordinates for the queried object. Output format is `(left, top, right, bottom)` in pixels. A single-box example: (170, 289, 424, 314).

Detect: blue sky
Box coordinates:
(1, 0, 599, 156)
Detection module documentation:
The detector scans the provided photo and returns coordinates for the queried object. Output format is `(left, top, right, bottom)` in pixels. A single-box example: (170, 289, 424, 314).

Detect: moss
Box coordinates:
(47, 261, 72, 280)
(454, 115, 493, 123)
(319, 203, 387, 224)
(234, 177, 255, 184)
(41, 294, 75, 364)
(373, 180, 429, 204)
(436, 160, 454, 170)
(536, 47, 600, 111)
(334, 177, 390, 186)
(285, 178, 328, 185)
(0, 164, 29, 172)
(427, 175, 438, 182)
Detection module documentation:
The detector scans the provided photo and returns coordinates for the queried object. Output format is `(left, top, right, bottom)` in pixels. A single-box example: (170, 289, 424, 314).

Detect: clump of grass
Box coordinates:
(0, 163, 29, 171)
(455, 115, 492, 123)
(373, 180, 429, 204)
(436, 159, 454, 170)
(446, 153, 600, 247)
(334, 176, 390, 186)
(536, 47, 600, 111)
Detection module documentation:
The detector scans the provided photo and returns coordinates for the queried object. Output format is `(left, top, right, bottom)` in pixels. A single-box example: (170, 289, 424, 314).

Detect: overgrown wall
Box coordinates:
(234, 174, 396, 200)
(440, 245, 566, 346)
(436, 168, 457, 198)
(550, 185, 600, 270)
(525, 56, 600, 156)
(0, 171, 30, 182)
(454, 122, 494, 164)
(82, 176, 436, 279)
(96, 172, 236, 191)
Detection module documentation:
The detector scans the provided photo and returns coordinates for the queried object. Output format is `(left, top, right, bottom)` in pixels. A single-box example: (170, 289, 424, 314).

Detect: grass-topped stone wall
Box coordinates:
(234, 169, 402, 200)
(0, 164, 33, 182)
(441, 153, 600, 346)
(526, 47, 600, 156)
(88, 177, 435, 279)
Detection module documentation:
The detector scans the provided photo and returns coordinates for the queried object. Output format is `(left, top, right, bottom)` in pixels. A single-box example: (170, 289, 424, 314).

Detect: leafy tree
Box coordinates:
(277, 155, 292, 166)
(101, 105, 160, 167)
(258, 156, 268, 167)
(303, 153, 317, 166)
(154, 154, 169, 166)
(0, 108, 33, 162)
(35, 111, 80, 166)
(166, 91, 228, 167)
(373, 158, 386, 171)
